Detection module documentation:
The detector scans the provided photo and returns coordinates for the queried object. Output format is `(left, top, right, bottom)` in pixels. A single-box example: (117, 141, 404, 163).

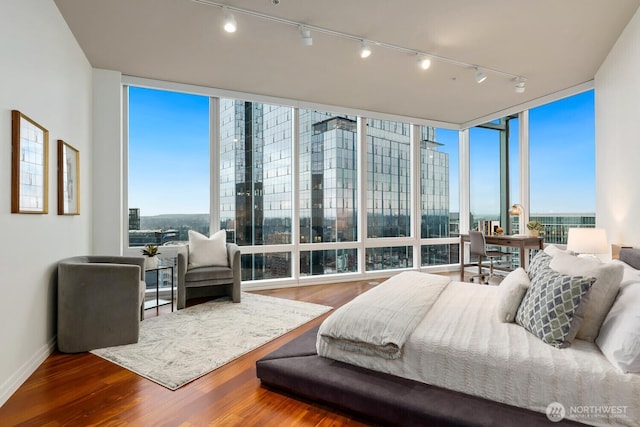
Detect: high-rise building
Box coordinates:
(219, 101, 450, 277)
(129, 208, 140, 230)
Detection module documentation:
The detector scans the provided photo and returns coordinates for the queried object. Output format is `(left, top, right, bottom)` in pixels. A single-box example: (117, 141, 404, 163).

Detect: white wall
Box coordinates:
(0, 0, 92, 406)
(595, 7, 640, 246)
(93, 69, 124, 255)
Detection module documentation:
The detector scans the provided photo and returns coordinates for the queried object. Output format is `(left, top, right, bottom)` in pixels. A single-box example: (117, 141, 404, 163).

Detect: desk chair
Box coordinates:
(469, 230, 511, 284)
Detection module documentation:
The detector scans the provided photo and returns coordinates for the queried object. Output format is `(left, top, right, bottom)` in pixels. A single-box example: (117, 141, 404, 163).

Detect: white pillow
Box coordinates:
(188, 230, 228, 268)
(543, 244, 566, 258)
(549, 251, 624, 341)
(496, 268, 530, 323)
(596, 280, 640, 373)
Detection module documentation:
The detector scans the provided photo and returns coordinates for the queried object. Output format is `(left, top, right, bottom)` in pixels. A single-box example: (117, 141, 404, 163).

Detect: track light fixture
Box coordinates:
(514, 77, 526, 93)
(299, 26, 313, 46)
(222, 6, 237, 33)
(359, 41, 372, 59)
(194, 1, 528, 90)
(475, 67, 487, 84)
(417, 55, 432, 70)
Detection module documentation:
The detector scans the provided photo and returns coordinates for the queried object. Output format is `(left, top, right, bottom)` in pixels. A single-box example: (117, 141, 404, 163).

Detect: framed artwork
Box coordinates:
(11, 110, 49, 214)
(57, 140, 80, 215)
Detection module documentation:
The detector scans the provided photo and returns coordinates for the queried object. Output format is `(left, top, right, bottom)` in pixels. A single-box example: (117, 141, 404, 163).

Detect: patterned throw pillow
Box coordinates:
(516, 266, 595, 348)
(527, 250, 552, 280)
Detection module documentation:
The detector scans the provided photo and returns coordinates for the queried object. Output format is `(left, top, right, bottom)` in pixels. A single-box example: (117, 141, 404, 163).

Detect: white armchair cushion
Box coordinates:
(188, 230, 228, 268)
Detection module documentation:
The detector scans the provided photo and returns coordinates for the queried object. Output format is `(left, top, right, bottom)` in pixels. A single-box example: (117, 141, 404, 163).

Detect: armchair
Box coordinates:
(177, 243, 241, 309)
(57, 256, 146, 353)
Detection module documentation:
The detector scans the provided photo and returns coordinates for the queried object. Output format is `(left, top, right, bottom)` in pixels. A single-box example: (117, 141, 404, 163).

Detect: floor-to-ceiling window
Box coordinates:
(125, 81, 594, 285)
(420, 126, 459, 266)
(469, 115, 519, 234)
(219, 99, 293, 280)
(298, 110, 358, 276)
(127, 86, 210, 300)
(127, 87, 210, 247)
(529, 90, 595, 243)
(365, 119, 412, 271)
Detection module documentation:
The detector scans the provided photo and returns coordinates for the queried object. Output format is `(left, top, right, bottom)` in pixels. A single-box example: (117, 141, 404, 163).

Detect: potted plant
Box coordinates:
(142, 243, 161, 270)
(526, 221, 544, 237)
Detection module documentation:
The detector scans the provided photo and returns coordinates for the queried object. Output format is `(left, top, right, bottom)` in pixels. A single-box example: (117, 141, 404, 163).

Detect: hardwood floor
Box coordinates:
(3, 275, 456, 426)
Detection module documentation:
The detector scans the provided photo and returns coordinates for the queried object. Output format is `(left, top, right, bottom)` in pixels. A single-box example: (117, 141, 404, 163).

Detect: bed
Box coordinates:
(257, 247, 640, 427)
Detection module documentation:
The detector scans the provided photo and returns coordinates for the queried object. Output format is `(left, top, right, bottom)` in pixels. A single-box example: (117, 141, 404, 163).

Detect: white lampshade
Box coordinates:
(566, 228, 608, 255)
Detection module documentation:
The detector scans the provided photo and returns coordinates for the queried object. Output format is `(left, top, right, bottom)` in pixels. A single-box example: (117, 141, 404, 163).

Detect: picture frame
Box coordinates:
(11, 110, 49, 214)
(57, 140, 80, 215)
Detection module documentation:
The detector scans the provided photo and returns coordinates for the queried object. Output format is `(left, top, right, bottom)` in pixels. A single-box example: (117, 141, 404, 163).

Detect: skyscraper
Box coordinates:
(219, 101, 451, 277)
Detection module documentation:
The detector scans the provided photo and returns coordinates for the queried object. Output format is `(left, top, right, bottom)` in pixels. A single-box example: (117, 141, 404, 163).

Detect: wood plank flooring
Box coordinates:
(2, 275, 459, 426)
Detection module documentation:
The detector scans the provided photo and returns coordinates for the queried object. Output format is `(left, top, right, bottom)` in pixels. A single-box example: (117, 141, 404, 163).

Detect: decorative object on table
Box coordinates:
(494, 226, 504, 236)
(142, 243, 161, 270)
(566, 228, 609, 257)
(526, 220, 544, 237)
(509, 203, 524, 234)
(57, 140, 80, 215)
(480, 220, 495, 235)
(91, 292, 332, 390)
(11, 110, 49, 214)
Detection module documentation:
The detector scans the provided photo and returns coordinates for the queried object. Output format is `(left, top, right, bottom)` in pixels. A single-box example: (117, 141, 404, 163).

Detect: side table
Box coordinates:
(144, 265, 174, 313)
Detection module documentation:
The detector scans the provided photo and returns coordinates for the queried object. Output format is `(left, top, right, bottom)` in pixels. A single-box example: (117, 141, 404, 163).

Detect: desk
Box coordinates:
(459, 234, 544, 279)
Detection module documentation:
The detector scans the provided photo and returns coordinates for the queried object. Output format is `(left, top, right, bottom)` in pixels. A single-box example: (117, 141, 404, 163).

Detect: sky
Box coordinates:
(128, 87, 595, 217)
(128, 87, 210, 216)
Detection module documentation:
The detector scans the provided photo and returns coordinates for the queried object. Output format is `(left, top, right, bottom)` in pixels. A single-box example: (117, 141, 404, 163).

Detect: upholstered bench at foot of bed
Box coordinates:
(256, 326, 585, 427)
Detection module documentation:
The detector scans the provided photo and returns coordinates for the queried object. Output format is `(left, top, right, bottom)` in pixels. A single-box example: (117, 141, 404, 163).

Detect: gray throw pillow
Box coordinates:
(527, 251, 552, 280)
(516, 266, 595, 348)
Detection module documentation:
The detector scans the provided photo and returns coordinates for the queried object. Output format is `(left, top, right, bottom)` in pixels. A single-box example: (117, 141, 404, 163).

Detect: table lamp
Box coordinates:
(566, 228, 608, 257)
(508, 203, 524, 235)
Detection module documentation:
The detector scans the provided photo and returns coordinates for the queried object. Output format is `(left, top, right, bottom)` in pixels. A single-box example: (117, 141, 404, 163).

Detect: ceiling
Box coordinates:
(54, 0, 640, 126)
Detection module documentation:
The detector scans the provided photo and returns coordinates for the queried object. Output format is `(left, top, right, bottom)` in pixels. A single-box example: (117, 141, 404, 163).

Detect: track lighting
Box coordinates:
(222, 6, 237, 33)
(193, 1, 528, 90)
(299, 26, 313, 46)
(359, 41, 372, 59)
(475, 68, 487, 84)
(417, 55, 431, 70)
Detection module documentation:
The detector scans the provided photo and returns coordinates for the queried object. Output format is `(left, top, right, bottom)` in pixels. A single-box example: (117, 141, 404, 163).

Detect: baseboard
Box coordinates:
(0, 336, 56, 408)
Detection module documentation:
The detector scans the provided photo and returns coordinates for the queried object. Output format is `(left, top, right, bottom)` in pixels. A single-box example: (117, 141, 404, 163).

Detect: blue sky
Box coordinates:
(128, 87, 210, 216)
(128, 87, 595, 216)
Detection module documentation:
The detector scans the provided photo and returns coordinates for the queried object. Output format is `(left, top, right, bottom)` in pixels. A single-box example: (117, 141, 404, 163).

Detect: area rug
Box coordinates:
(91, 292, 332, 390)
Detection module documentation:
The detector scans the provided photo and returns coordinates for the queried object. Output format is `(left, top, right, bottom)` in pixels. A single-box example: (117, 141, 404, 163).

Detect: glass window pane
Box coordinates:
(300, 249, 358, 276)
(128, 87, 210, 247)
(365, 246, 413, 271)
(529, 91, 595, 244)
(219, 100, 292, 246)
(469, 115, 519, 234)
(469, 126, 500, 229)
(241, 252, 291, 280)
(366, 119, 411, 238)
(420, 127, 458, 239)
(421, 244, 460, 266)
(299, 111, 358, 243)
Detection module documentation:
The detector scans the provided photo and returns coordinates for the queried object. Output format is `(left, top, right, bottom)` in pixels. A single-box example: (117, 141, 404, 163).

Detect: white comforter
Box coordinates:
(318, 271, 450, 359)
(317, 273, 640, 427)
